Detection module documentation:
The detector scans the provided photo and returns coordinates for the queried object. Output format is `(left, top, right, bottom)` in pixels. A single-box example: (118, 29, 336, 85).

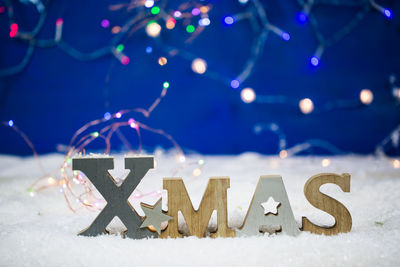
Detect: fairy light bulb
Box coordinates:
(158, 57, 167, 66)
(144, 0, 154, 8)
(321, 158, 331, 167)
(240, 88, 256, 103)
(8, 120, 14, 127)
(279, 150, 288, 159)
(392, 159, 400, 169)
(146, 21, 161, 37)
(191, 58, 207, 74)
(299, 98, 314, 114)
(193, 168, 202, 177)
(360, 89, 373, 105)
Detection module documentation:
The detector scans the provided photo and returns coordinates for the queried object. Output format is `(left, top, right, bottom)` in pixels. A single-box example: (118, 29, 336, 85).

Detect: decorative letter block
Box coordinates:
(302, 173, 352, 235)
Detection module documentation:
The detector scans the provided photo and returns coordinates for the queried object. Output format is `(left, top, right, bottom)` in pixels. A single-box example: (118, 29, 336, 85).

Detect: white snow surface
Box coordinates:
(0, 153, 399, 267)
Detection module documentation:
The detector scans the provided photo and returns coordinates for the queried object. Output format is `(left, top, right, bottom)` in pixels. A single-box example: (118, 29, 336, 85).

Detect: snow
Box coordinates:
(0, 153, 399, 266)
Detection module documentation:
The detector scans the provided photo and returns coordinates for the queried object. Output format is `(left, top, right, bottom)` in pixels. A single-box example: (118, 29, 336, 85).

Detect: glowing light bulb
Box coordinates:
(151, 6, 160, 15)
(166, 18, 176, 29)
(163, 81, 170, 88)
(321, 158, 331, 167)
(178, 155, 186, 163)
(173, 11, 182, 18)
(296, 12, 308, 23)
(145, 46, 153, 54)
(8, 120, 14, 127)
(299, 98, 314, 114)
(128, 118, 138, 129)
(144, 0, 154, 8)
(186, 25, 195, 33)
(310, 56, 319, 66)
(116, 112, 122, 118)
(224, 16, 234, 25)
(240, 88, 256, 103)
(101, 19, 110, 28)
(281, 32, 290, 41)
(56, 18, 63, 26)
(392, 159, 400, 169)
(193, 168, 202, 177)
(279, 150, 288, 159)
(230, 79, 240, 89)
(116, 44, 124, 52)
(384, 9, 392, 19)
(146, 21, 161, 37)
(198, 159, 205, 165)
(191, 58, 207, 74)
(111, 26, 121, 34)
(198, 18, 211, 26)
(47, 177, 56, 185)
(9, 23, 18, 38)
(91, 132, 99, 138)
(360, 89, 373, 105)
(200, 6, 209, 13)
(104, 112, 111, 120)
(192, 8, 201, 16)
(238, 0, 248, 4)
(120, 56, 130, 65)
(158, 57, 167, 65)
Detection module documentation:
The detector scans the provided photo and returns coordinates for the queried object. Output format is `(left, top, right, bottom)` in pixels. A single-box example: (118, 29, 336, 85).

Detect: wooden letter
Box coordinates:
(302, 173, 352, 235)
(237, 175, 300, 236)
(160, 177, 235, 238)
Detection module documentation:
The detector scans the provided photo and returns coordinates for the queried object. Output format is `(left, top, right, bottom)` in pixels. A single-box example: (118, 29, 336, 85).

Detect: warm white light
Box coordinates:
(191, 58, 207, 74)
(240, 88, 256, 103)
(193, 168, 202, 176)
(392, 159, 400, 169)
(321, 158, 331, 167)
(47, 177, 56, 185)
(360, 89, 373, 105)
(146, 22, 161, 37)
(279, 150, 288, 159)
(178, 155, 186, 163)
(144, 0, 154, 8)
(299, 98, 314, 114)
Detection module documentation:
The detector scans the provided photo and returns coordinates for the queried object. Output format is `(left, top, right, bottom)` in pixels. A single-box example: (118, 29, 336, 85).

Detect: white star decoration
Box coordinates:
(140, 200, 173, 235)
(261, 197, 280, 215)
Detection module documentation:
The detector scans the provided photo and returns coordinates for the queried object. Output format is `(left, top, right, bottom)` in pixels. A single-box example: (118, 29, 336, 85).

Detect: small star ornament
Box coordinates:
(140, 200, 173, 235)
(261, 197, 280, 215)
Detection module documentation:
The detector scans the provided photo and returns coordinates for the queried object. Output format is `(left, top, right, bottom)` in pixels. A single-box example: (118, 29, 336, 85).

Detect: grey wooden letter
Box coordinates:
(72, 156, 157, 239)
(237, 175, 300, 237)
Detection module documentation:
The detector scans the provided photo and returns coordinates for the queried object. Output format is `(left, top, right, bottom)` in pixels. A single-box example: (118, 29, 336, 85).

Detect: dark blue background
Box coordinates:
(1, 0, 399, 155)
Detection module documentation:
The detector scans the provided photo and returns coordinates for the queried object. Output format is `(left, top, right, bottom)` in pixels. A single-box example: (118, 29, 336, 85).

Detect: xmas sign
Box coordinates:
(72, 156, 352, 238)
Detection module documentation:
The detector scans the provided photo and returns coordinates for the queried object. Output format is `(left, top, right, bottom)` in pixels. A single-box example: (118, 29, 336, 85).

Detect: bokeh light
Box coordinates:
(299, 98, 314, 114)
(191, 58, 207, 74)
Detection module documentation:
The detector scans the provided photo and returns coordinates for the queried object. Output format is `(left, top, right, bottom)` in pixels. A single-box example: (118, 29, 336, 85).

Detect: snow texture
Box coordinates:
(0, 153, 399, 267)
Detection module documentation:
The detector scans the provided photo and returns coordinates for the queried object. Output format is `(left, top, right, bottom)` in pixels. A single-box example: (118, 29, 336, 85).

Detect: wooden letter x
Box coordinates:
(72, 156, 157, 239)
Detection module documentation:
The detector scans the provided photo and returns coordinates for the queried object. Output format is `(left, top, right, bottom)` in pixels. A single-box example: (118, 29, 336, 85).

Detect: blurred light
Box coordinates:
(56, 18, 63, 26)
(173, 11, 182, 18)
(200, 6, 209, 13)
(166, 18, 176, 29)
(116, 44, 124, 52)
(230, 79, 240, 89)
(101, 19, 110, 28)
(0, 6, 5, 14)
(47, 177, 56, 185)
(192, 8, 201, 16)
(186, 25, 195, 33)
(238, 0, 248, 4)
(191, 58, 207, 74)
(129, 118, 138, 129)
(158, 57, 167, 65)
(163, 81, 170, 88)
(240, 88, 256, 103)
(199, 18, 210, 26)
(392, 87, 400, 100)
(179, 155, 186, 163)
(151, 6, 160, 15)
(121, 56, 130, 65)
(321, 158, 331, 167)
(281, 32, 290, 41)
(9, 23, 18, 38)
(384, 9, 392, 19)
(112, 26, 121, 34)
(198, 159, 205, 165)
(299, 98, 314, 114)
(193, 168, 202, 176)
(310, 56, 319, 66)
(360, 89, 373, 105)
(146, 21, 161, 37)
(144, 0, 154, 8)
(146, 46, 153, 54)
(279, 150, 288, 159)
(104, 112, 111, 120)
(224, 16, 234, 25)
(296, 12, 308, 23)
(392, 159, 400, 169)
(91, 132, 99, 138)
(8, 120, 14, 127)
(116, 112, 122, 118)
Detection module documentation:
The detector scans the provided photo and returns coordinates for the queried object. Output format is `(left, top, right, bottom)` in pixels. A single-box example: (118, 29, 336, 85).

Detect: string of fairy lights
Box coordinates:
(1, 0, 399, 210)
